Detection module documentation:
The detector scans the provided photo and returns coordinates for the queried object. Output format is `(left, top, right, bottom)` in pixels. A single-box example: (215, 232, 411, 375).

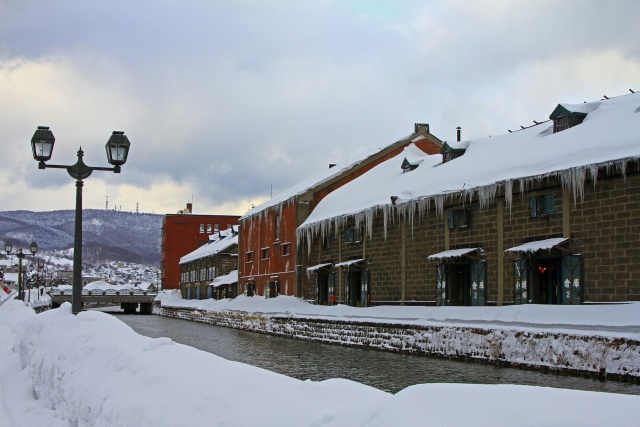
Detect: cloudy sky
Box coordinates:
(1, 0, 639, 216)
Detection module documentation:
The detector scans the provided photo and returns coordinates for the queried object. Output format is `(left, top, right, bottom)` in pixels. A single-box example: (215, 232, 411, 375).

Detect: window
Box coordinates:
(447, 209, 469, 229)
(214, 224, 220, 232)
(246, 252, 253, 263)
(282, 244, 290, 256)
(274, 214, 280, 241)
(206, 224, 212, 233)
(261, 248, 269, 260)
(199, 223, 205, 233)
(554, 116, 569, 133)
(529, 194, 556, 217)
(322, 235, 331, 250)
(345, 227, 363, 243)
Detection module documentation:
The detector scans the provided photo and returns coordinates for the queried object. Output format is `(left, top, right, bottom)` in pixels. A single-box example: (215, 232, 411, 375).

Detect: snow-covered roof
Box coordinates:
(335, 258, 365, 267)
(298, 92, 640, 243)
(504, 238, 569, 253)
(241, 129, 439, 221)
(306, 263, 332, 271)
(428, 248, 478, 260)
(210, 270, 238, 287)
(180, 230, 238, 265)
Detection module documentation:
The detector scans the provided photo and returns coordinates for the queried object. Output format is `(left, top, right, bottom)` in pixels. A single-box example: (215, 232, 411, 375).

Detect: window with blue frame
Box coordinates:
(345, 227, 363, 243)
(529, 194, 556, 217)
(447, 209, 469, 229)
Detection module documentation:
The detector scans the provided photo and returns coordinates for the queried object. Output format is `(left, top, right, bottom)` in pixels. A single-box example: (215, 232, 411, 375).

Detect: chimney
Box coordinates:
(456, 127, 461, 142)
(186, 203, 192, 214)
(414, 123, 429, 134)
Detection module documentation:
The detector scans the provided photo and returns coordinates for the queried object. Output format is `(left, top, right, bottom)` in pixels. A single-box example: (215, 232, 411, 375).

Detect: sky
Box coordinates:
(1, 0, 639, 216)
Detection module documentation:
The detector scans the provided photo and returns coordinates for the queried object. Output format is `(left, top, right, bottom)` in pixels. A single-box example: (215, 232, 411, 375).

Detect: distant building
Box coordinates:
(161, 203, 239, 290)
(179, 227, 239, 300)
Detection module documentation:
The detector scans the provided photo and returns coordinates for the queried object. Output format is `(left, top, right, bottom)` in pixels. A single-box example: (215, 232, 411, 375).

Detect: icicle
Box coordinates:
(588, 164, 599, 190)
(504, 179, 513, 214)
(477, 184, 497, 210)
(434, 195, 445, 215)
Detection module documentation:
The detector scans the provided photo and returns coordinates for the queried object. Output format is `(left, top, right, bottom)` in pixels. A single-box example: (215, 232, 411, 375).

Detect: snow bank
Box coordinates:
(161, 293, 640, 337)
(2, 300, 640, 426)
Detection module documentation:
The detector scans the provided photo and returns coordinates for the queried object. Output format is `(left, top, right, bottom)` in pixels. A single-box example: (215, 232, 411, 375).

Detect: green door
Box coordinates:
(360, 269, 369, 308)
(470, 261, 486, 306)
(344, 272, 350, 307)
(561, 255, 582, 305)
(514, 258, 529, 304)
(328, 272, 335, 305)
(436, 263, 448, 306)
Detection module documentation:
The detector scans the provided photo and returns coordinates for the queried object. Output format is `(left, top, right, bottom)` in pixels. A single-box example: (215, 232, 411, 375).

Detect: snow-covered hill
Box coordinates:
(0, 209, 163, 264)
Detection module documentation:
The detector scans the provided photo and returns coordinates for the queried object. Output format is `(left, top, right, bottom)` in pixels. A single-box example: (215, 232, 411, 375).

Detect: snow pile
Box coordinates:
(83, 281, 134, 292)
(2, 300, 640, 426)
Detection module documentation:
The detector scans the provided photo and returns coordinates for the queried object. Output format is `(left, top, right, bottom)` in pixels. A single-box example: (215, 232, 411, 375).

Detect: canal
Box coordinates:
(114, 313, 640, 395)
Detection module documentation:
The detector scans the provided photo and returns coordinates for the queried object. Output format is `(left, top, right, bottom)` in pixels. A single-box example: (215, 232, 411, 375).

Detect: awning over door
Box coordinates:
(504, 237, 569, 253)
(306, 263, 332, 272)
(335, 259, 365, 268)
(209, 270, 238, 287)
(428, 248, 478, 260)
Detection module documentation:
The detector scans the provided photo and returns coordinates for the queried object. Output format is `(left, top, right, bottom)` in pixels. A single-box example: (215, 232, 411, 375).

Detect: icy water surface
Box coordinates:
(114, 312, 640, 395)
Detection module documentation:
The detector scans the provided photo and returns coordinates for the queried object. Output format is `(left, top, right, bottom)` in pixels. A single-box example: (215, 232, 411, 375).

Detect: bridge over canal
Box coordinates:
(50, 290, 157, 314)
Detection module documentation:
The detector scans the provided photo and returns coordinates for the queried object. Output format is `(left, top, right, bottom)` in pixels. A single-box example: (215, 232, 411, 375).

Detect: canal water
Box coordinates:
(114, 313, 640, 395)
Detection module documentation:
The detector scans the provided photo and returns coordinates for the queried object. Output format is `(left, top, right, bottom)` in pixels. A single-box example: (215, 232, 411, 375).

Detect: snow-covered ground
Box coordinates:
(0, 299, 640, 427)
(1, 297, 640, 427)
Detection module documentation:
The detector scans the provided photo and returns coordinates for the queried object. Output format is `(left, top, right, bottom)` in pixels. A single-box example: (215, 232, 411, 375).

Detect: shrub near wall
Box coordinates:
(161, 306, 640, 383)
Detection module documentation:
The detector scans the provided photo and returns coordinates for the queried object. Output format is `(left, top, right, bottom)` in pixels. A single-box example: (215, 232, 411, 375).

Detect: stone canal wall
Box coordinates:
(159, 305, 640, 383)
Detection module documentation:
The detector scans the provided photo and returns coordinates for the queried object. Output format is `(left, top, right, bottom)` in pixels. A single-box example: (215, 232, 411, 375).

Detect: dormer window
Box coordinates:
(401, 158, 420, 173)
(440, 142, 466, 164)
(549, 104, 588, 134)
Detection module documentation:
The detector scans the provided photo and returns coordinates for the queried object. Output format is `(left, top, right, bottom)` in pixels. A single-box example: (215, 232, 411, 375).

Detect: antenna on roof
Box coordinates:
(630, 89, 635, 93)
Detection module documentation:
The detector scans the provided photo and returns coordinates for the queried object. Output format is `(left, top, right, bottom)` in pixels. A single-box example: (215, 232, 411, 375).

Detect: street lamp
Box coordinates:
(31, 126, 131, 314)
(27, 263, 34, 302)
(4, 241, 38, 301)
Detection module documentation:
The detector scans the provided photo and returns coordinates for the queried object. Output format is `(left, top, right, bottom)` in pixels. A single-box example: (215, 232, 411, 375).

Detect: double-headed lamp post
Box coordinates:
(31, 126, 131, 315)
(4, 241, 38, 301)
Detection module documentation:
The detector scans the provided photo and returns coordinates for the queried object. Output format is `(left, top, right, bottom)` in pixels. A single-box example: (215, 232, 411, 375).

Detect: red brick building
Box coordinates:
(161, 203, 239, 290)
(238, 124, 443, 299)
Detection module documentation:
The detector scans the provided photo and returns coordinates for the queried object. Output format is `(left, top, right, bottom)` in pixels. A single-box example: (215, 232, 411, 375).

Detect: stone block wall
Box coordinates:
(161, 306, 640, 382)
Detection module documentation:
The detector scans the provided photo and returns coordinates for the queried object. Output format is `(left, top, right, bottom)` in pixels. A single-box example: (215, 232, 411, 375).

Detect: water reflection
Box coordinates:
(114, 313, 640, 395)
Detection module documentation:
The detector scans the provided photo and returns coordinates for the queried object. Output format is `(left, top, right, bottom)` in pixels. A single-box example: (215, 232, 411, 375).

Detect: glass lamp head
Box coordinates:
(31, 126, 55, 162)
(105, 131, 131, 167)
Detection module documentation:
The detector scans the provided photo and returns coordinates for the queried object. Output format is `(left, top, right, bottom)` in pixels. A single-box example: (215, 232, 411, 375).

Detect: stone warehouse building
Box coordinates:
(238, 124, 443, 299)
(297, 91, 640, 306)
(179, 226, 239, 300)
